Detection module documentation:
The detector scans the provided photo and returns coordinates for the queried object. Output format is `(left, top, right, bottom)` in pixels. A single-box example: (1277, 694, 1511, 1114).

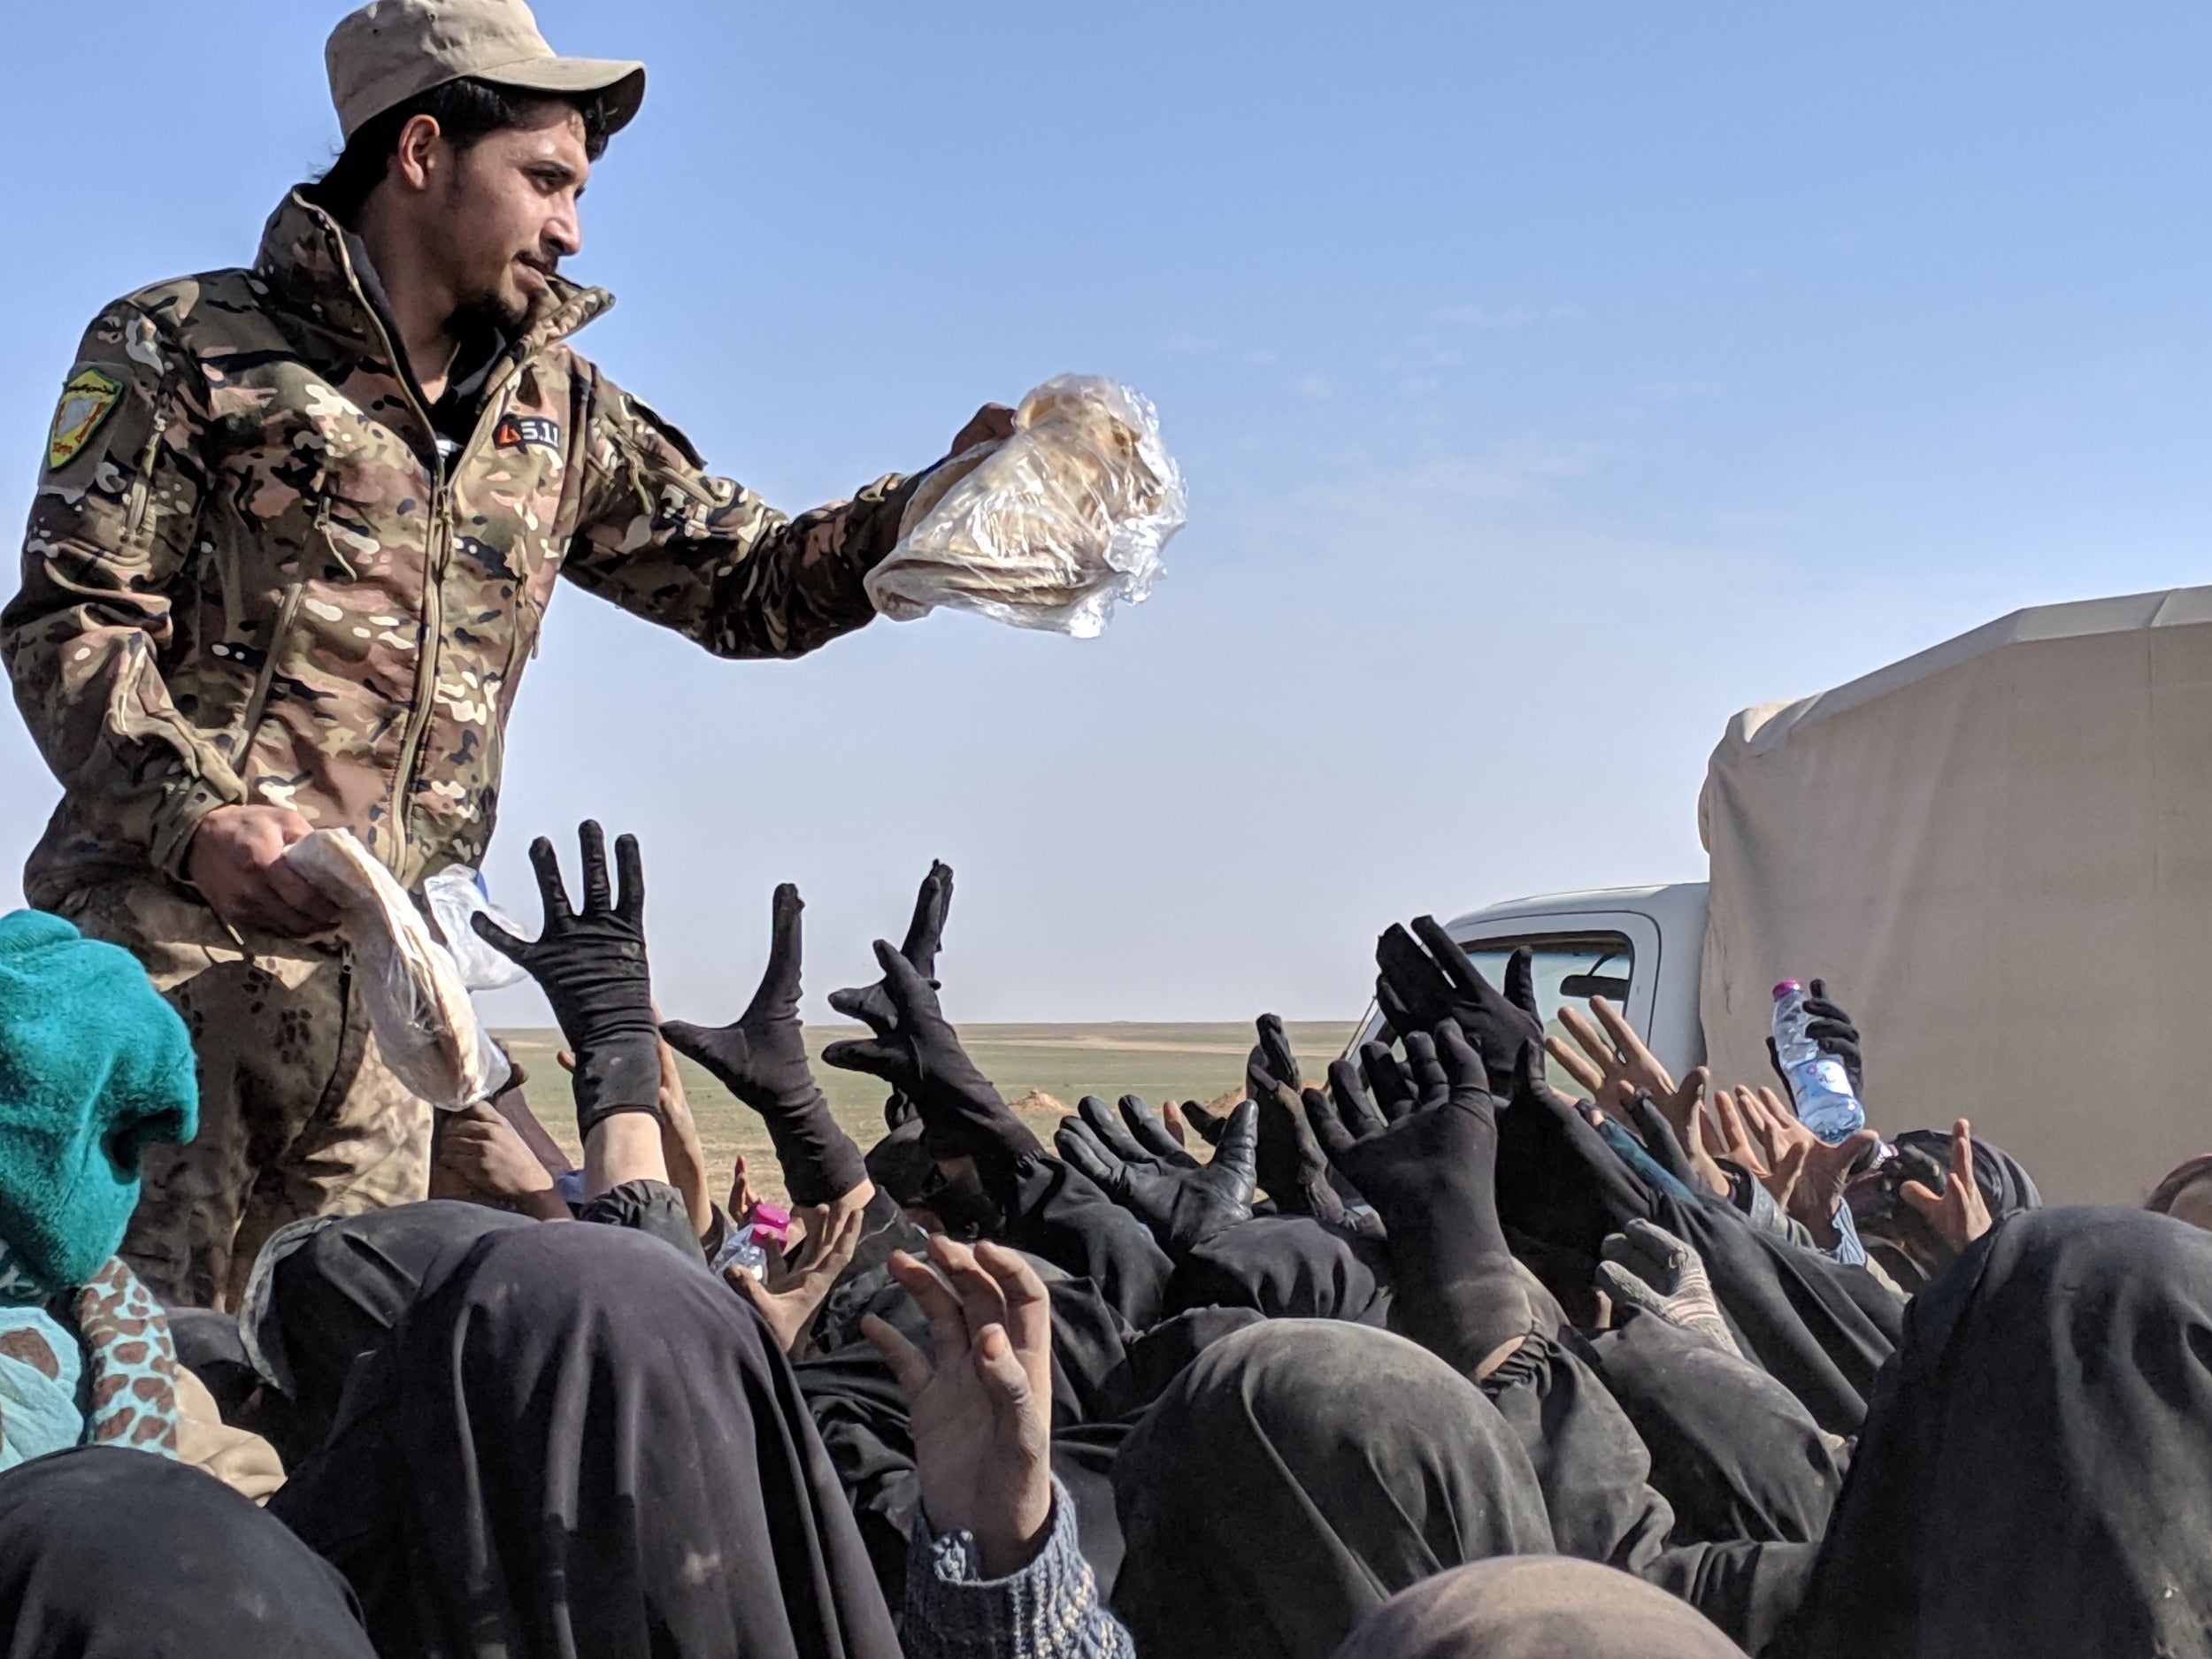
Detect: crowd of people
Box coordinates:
(4, 821, 2212, 1657)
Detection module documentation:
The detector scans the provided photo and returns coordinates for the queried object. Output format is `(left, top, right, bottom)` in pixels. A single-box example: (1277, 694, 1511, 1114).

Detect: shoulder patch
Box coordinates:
(48, 365, 126, 471)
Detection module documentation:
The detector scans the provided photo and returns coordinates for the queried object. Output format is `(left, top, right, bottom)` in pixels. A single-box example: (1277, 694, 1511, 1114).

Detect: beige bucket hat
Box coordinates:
(326, 0, 646, 140)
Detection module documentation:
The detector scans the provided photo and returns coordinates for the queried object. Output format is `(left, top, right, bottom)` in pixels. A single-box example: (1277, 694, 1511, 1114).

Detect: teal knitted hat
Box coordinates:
(0, 911, 197, 1298)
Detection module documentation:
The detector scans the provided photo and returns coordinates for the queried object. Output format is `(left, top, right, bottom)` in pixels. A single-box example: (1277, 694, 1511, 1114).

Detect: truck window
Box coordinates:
(1460, 933, 1635, 1094)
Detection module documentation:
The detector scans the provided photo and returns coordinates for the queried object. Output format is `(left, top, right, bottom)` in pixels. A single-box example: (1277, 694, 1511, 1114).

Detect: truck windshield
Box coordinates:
(1459, 933, 1635, 1089)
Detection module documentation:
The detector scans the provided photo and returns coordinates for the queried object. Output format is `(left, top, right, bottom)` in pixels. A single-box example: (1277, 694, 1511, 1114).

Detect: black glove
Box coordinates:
(1766, 977, 1865, 1096)
(472, 822, 660, 1140)
(1375, 921, 1543, 1083)
(829, 861, 953, 1036)
(661, 885, 866, 1207)
(1180, 1099, 1233, 1148)
(821, 940, 1042, 1191)
(1492, 1041, 1656, 1264)
(1305, 1019, 1541, 1376)
(1245, 1015, 1348, 1224)
(1349, 1031, 1451, 1123)
(1057, 1099, 1258, 1257)
(1064, 1095, 1200, 1172)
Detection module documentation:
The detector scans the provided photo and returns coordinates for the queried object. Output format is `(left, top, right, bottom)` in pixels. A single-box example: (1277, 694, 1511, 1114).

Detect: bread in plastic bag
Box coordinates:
(283, 830, 497, 1110)
(864, 374, 1187, 639)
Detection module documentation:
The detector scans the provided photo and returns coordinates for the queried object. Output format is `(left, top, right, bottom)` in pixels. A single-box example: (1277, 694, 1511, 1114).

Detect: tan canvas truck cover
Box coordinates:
(1699, 586, 2212, 1204)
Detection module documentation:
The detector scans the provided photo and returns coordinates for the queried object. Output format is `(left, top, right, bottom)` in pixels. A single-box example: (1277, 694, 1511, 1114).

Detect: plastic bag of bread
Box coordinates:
(282, 829, 496, 1110)
(865, 375, 1187, 638)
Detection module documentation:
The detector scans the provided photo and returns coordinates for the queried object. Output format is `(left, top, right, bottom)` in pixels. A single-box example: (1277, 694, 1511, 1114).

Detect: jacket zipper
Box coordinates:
(385, 360, 530, 876)
(235, 574, 307, 757)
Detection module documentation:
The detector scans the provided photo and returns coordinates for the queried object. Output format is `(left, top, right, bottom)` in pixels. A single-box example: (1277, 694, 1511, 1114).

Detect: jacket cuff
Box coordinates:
(904, 1479, 1102, 1659)
(149, 775, 242, 881)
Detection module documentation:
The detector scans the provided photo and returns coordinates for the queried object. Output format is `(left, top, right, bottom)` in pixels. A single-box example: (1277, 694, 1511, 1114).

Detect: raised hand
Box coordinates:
(1179, 1098, 1232, 1148)
(1374, 922, 1544, 1081)
(1245, 1016, 1349, 1224)
(864, 1238, 1056, 1577)
(472, 822, 659, 1137)
(662, 885, 867, 1206)
(1766, 978, 1866, 1096)
(1057, 1098, 1257, 1256)
(1597, 1219, 1742, 1357)
(1548, 996, 1717, 1182)
(829, 861, 953, 1036)
(1727, 1084, 1881, 1248)
(822, 941, 1041, 1188)
(1899, 1118, 1994, 1263)
(728, 1202, 865, 1356)
(1492, 1041, 1656, 1264)
(1304, 1019, 1541, 1378)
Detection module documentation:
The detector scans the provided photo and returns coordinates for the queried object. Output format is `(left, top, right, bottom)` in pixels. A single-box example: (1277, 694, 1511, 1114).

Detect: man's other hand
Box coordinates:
(949, 403, 1016, 457)
(186, 804, 340, 937)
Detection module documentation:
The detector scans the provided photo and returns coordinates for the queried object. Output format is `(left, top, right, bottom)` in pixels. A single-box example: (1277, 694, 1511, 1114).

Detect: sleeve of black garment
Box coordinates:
(1643, 1187, 1904, 1438)
(1001, 1157, 1173, 1333)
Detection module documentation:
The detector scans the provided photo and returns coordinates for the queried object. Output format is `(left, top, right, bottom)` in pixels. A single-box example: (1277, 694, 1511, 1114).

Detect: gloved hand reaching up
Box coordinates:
(833, 861, 954, 1036)
(661, 885, 869, 1207)
(1375, 921, 1544, 1081)
(473, 822, 660, 1141)
(1597, 1219, 1742, 1358)
(1492, 1042, 1657, 1266)
(1765, 978, 1865, 1096)
(1305, 1019, 1546, 1379)
(1056, 1097, 1258, 1257)
(822, 941, 1042, 1193)
(1245, 1014, 1352, 1225)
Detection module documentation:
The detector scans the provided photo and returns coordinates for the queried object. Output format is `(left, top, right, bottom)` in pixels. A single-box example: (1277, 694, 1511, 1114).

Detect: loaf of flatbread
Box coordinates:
(867, 375, 1186, 638)
(283, 829, 492, 1110)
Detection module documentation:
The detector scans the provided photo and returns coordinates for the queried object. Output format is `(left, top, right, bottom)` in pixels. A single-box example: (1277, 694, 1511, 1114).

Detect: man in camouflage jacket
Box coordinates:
(3, 0, 1002, 1308)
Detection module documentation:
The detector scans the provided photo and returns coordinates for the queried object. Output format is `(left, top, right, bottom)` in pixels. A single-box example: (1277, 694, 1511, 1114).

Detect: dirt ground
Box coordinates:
(495, 1021, 1361, 1205)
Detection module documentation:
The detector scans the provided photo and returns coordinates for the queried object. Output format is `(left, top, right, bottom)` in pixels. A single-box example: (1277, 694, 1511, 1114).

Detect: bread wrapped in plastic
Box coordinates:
(283, 829, 494, 1110)
(865, 375, 1187, 638)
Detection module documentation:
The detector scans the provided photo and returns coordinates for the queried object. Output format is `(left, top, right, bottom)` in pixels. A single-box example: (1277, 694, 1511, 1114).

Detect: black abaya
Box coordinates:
(0, 1446, 375, 1658)
(273, 1221, 901, 1659)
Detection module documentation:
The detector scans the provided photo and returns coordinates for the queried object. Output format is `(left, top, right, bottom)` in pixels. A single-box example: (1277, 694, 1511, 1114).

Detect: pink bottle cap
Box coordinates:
(749, 1200, 793, 1244)
(1772, 980, 1803, 1000)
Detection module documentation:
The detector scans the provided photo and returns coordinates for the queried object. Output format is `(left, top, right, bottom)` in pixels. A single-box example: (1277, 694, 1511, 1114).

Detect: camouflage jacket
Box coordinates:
(4, 189, 918, 909)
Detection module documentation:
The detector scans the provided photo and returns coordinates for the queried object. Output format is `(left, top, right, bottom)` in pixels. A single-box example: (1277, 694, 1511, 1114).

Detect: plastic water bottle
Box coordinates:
(710, 1199, 795, 1279)
(712, 1232, 769, 1279)
(1770, 980, 1866, 1144)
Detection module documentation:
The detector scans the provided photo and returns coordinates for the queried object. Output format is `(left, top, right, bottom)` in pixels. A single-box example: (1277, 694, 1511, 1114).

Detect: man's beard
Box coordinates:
(452, 286, 530, 341)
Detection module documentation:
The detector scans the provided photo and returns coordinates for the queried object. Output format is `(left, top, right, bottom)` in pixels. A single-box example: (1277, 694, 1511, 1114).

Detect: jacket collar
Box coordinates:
(253, 188, 615, 372)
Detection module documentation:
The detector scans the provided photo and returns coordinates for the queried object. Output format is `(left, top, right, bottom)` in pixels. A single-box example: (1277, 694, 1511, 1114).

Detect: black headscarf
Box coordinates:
(1336, 1557, 1748, 1659)
(249, 1201, 529, 1458)
(1110, 1319, 1554, 1659)
(273, 1221, 901, 1659)
(0, 1446, 375, 1658)
(1787, 1206, 2212, 1659)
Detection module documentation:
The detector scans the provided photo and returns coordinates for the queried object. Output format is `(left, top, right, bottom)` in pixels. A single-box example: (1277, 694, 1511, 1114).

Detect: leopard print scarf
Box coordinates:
(0, 1255, 180, 1463)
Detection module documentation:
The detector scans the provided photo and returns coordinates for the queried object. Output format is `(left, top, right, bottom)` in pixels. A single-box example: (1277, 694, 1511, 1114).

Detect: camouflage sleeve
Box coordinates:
(0, 301, 239, 879)
(564, 372, 923, 659)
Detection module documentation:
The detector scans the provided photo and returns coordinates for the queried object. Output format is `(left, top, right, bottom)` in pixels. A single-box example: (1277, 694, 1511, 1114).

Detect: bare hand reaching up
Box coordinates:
(727, 1202, 864, 1356)
(1900, 1118, 1994, 1262)
(864, 1238, 1055, 1577)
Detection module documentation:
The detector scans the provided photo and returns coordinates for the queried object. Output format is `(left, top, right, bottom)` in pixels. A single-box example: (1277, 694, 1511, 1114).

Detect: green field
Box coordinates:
(495, 1021, 1360, 1203)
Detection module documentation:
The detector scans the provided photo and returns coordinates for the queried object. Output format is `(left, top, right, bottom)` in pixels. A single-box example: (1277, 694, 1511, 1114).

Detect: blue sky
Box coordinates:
(3, 3, 2206, 1025)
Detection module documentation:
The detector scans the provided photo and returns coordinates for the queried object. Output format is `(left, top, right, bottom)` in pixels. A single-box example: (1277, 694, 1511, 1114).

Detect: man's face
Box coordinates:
(431, 104, 591, 330)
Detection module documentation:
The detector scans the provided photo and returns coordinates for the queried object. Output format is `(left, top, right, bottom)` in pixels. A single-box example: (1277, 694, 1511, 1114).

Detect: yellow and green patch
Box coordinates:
(47, 365, 125, 471)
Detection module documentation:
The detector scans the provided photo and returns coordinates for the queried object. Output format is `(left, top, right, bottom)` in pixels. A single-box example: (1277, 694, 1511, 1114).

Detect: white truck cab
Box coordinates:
(1348, 882, 1711, 1085)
